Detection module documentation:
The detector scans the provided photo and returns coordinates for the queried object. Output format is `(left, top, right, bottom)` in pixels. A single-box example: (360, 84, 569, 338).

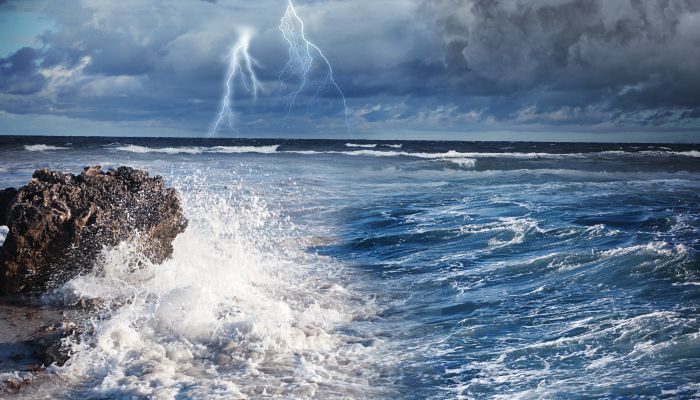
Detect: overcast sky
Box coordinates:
(1, 0, 699, 141)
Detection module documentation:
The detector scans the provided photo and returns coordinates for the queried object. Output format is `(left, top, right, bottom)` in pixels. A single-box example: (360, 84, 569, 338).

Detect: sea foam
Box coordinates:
(53, 172, 385, 398)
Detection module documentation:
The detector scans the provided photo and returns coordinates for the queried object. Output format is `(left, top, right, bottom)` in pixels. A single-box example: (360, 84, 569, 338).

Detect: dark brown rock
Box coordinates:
(0, 166, 188, 294)
(0, 187, 17, 225)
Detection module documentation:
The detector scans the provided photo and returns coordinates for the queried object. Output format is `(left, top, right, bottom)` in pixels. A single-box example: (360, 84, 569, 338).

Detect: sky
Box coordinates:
(0, 0, 699, 142)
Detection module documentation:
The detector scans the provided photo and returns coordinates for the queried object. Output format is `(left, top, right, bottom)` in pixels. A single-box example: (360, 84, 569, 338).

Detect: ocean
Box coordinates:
(0, 136, 699, 399)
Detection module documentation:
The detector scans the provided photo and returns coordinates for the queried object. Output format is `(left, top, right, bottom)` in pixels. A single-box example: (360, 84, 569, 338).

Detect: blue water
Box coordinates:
(1, 136, 699, 399)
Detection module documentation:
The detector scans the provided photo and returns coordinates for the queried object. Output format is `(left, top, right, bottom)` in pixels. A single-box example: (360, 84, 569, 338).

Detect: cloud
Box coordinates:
(0, 47, 45, 94)
(423, 0, 700, 112)
(0, 0, 699, 138)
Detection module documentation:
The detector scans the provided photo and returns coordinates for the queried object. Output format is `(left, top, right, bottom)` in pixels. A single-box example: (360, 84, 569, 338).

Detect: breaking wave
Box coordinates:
(290, 149, 700, 159)
(443, 158, 477, 168)
(112, 144, 280, 155)
(345, 143, 403, 149)
(103, 144, 700, 161)
(45, 173, 387, 398)
(24, 144, 69, 152)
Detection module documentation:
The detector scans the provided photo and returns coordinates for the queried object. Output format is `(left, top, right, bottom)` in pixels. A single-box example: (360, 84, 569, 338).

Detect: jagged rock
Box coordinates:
(0, 166, 187, 294)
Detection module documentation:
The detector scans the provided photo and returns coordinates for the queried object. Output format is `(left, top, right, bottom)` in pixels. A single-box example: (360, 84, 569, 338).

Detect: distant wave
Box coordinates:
(112, 144, 279, 155)
(283, 149, 700, 160)
(345, 143, 403, 149)
(108, 145, 700, 159)
(210, 145, 279, 154)
(676, 150, 700, 157)
(114, 145, 203, 154)
(444, 158, 477, 168)
(284, 149, 546, 159)
(24, 144, 69, 151)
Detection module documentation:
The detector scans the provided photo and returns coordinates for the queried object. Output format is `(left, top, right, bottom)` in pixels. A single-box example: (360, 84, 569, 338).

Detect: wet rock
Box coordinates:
(0, 299, 78, 374)
(0, 187, 17, 225)
(0, 166, 188, 294)
(36, 320, 80, 367)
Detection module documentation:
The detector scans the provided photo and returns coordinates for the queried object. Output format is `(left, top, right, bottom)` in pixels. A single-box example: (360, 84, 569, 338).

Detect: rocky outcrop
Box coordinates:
(0, 166, 187, 294)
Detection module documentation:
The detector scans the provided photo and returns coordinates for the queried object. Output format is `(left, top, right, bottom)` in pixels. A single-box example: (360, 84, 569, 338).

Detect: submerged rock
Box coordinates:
(0, 166, 187, 294)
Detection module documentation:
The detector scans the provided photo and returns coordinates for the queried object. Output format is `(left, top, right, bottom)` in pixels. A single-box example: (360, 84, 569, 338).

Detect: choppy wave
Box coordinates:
(283, 148, 700, 160)
(676, 150, 700, 157)
(24, 144, 69, 151)
(103, 144, 700, 160)
(1, 138, 699, 398)
(113, 144, 203, 154)
(345, 143, 404, 149)
(209, 145, 279, 154)
(443, 158, 476, 168)
(112, 144, 279, 154)
(285, 149, 480, 159)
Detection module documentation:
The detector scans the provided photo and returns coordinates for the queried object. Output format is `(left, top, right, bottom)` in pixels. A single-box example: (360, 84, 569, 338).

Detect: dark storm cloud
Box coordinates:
(0, 47, 45, 95)
(423, 0, 700, 113)
(0, 0, 698, 137)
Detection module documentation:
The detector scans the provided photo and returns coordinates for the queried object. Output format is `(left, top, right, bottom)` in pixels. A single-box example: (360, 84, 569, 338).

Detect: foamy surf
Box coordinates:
(40, 172, 388, 399)
(443, 158, 476, 168)
(105, 143, 700, 160)
(112, 144, 280, 155)
(345, 143, 377, 148)
(24, 144, 69, 152)
(1, 137, 699, 399)
(284, 148, 700, 160)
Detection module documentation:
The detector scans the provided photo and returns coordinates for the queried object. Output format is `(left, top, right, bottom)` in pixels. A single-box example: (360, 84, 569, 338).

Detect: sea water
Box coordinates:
(0, 136, 699, 399)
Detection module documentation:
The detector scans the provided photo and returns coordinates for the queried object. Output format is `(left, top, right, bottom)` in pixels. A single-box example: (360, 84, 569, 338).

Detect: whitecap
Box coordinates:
(459, 217, 543, 248)
(443, 158, 476, 168)
(283, 148, 700, 160)
(112, 144, 203, 154)
(599, 241, 688, 258)
(674, 150, 700, 157)
(210, 145, 279, 154)
(24, 144, 69, 151)
(112, 144, 279, 155)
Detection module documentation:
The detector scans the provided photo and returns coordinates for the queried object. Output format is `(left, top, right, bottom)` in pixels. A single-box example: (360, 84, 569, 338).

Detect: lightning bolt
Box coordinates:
(279, 0, 350, 133)
(209, 30, 262, 137)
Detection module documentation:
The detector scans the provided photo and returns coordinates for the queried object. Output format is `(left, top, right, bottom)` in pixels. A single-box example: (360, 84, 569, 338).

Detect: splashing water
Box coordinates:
(279, 0, 351, 132)
(40, 171, 389, 398)
(209, 30, 262, 136)
(3, 139, 700, 398)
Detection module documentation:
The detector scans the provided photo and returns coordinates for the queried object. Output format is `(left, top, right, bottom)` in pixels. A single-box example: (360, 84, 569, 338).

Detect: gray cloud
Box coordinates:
(0, 47, 45, 95)
(423, 0, 700, 112)
(0, 0, 698, 137)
